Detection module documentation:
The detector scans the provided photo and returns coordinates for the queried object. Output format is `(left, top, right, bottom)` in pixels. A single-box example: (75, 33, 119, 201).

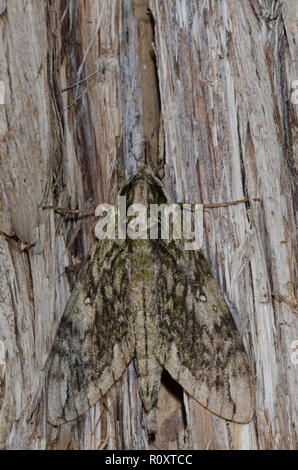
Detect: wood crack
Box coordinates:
(133, 0, 162, 171)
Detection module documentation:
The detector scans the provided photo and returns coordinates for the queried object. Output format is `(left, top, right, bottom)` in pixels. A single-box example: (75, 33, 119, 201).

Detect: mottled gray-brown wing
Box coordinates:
(46, 239, 134, 425)
(155, 240, 255, 423)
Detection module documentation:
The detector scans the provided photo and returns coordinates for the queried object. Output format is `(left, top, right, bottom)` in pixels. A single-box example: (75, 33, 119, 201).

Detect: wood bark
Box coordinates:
(0, 0, 296, 450)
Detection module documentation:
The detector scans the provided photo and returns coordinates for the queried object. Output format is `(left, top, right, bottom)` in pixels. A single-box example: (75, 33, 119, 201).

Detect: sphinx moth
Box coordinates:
(46, 168, 255, 428)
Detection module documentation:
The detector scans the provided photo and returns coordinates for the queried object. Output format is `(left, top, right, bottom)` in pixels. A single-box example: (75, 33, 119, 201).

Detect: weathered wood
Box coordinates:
(149, 0, 297, 450)
(0, 0, 296, 449)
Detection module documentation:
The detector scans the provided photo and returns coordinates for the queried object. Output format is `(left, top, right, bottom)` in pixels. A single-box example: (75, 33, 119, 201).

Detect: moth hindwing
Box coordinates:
(46, 168, 255, 426)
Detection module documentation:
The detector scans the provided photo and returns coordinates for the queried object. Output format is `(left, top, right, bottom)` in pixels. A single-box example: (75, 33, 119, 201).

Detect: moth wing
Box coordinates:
(155, 240, 255, 423)
(46, 239, 134, 425)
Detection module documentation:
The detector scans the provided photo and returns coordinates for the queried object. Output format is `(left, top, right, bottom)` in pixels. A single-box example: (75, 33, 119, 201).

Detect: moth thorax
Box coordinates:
(131, 180, 154, 207)
(131, 240, 155, 283)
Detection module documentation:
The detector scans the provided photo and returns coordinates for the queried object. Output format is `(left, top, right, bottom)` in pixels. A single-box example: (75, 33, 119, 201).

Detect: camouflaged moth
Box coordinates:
(46, 168, 255, 429)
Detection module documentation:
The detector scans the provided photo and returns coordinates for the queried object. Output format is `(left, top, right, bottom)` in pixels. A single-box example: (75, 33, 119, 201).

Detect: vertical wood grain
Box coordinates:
(0, 0, 296, 449)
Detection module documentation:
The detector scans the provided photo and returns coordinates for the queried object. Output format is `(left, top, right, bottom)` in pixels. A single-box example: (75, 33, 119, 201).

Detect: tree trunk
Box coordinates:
(0, 0, 296, 450)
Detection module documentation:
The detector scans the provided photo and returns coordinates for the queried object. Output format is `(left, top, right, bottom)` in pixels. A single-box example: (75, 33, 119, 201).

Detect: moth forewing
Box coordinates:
(155, 239, 255, 423)
(46, 237, 135, 425)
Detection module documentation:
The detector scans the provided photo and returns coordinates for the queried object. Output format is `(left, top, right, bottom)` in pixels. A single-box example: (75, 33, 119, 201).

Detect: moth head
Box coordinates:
(119, 167, 169, 207)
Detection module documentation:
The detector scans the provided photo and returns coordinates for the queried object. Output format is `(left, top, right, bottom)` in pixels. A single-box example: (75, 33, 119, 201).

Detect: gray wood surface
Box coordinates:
(0, 0, 296, 449)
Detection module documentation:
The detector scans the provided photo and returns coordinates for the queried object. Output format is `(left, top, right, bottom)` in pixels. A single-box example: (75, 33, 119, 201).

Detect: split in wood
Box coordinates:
(272, 291, 298, 313)
(61, 70, 99, 93)
(42, 205, 95, 215)
(0, 230, 35, 251)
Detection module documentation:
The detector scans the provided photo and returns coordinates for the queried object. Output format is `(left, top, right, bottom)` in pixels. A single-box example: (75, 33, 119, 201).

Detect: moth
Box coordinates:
(46, 168, 255, 429)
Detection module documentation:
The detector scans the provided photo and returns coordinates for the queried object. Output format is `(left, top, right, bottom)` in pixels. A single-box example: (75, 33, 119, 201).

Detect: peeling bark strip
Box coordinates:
(42, 197, 250, 214)
(0, 0, 296, 450)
